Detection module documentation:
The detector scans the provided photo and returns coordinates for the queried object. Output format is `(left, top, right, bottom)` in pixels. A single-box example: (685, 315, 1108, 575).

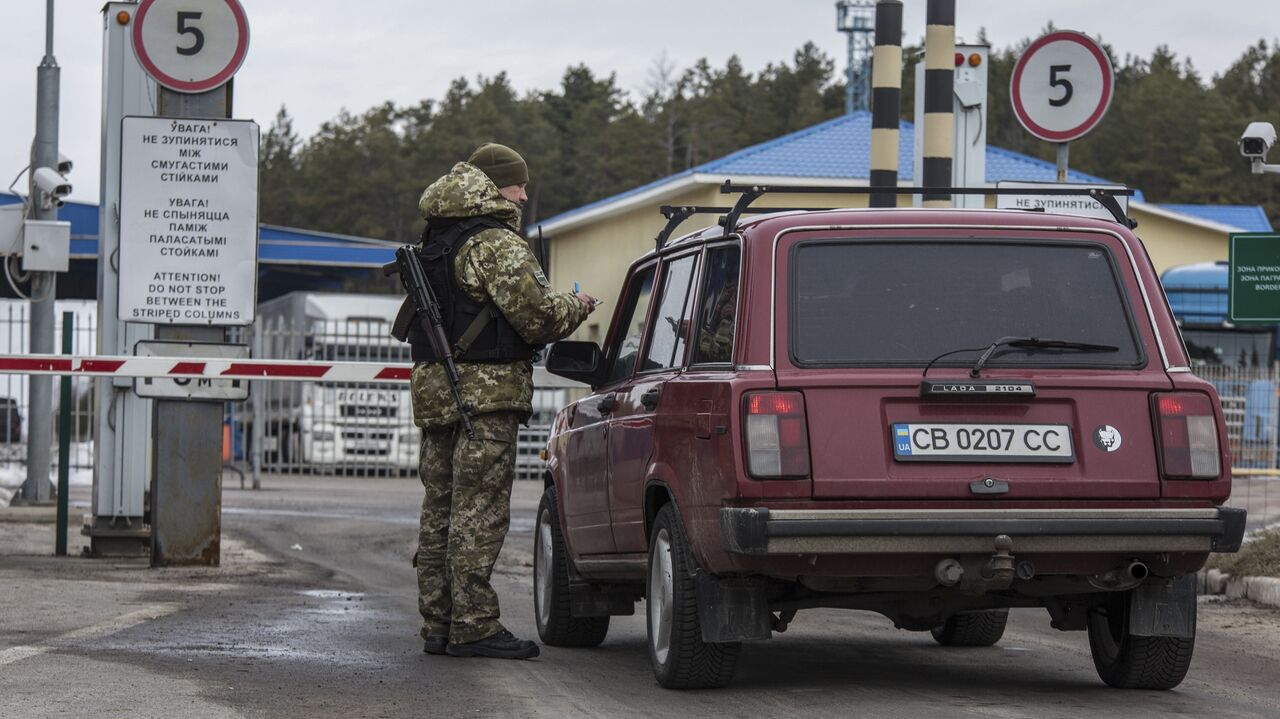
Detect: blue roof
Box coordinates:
(540, 111, 1138, 228)
(0, 194, 396, 267)
(1153, 204, 1274, 233)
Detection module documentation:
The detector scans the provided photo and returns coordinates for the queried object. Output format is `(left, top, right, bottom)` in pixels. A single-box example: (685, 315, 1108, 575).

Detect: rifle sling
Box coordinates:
(453, 302, 500, 358)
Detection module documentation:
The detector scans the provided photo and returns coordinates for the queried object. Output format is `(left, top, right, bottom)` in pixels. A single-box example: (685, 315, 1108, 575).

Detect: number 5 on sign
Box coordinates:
(1011, 31, 1113, 143)
(132, 0, 250, 94)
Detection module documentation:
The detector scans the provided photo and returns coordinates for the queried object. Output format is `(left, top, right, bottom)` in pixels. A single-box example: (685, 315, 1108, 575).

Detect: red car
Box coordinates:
(537, 188, 1245, 690)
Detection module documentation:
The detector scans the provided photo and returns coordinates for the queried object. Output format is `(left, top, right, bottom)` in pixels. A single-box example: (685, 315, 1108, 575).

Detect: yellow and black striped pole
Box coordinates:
(922, 0, 955, 207)
(869, 0, 902, 208)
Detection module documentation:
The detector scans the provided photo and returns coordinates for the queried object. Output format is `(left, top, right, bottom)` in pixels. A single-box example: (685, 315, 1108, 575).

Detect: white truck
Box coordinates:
(256, 292, 417, 473)
(254, 291, 578, 478)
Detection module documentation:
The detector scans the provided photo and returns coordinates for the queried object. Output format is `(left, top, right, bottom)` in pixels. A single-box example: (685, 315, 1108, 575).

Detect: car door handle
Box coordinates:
(596, 395, 618, 414)
(640, 387, 661, 410)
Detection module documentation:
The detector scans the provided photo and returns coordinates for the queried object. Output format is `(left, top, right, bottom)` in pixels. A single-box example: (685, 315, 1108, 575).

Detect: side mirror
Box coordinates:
(546, 341, 604, 388)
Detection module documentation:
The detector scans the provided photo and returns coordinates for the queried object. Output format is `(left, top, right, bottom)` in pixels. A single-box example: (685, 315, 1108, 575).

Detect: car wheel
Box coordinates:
(647, 503, 740, 689)
(534, 487, 609, 647)
(1087, 588, 1195, 689)
(930, 609, 1009, 647)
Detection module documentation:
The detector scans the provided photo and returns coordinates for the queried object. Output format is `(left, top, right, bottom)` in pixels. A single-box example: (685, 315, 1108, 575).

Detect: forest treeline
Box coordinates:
(258, 31, 1280, 243)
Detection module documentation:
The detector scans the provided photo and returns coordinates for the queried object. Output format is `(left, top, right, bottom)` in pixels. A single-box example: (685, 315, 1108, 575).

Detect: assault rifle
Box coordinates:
(384, 247, 476, 440)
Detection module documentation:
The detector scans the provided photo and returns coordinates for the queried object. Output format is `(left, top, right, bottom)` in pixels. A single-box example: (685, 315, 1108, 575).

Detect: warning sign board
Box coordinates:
(118, 116, 259, 325)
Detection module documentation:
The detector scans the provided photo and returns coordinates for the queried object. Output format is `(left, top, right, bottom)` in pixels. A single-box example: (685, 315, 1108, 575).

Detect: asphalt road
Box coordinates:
(3, 474, 1280, 718)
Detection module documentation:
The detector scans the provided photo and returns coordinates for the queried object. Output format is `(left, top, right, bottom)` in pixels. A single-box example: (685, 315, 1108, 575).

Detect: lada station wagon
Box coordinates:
(536, 185, 1246, 690)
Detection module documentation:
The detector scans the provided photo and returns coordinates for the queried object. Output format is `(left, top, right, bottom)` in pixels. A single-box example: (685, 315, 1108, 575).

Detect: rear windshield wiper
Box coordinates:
(970, 336, 1119, 378)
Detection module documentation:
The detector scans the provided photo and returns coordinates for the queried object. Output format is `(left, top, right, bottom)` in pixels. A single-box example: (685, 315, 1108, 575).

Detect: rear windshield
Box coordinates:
(790, 240, 1144, 367)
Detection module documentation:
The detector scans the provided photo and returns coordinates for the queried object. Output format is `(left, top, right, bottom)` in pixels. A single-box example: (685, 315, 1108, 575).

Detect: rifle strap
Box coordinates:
(453, 302, 501, 357)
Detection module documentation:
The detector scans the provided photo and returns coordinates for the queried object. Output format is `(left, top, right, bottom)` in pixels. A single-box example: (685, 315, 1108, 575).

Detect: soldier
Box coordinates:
(410, 143, 595, 660)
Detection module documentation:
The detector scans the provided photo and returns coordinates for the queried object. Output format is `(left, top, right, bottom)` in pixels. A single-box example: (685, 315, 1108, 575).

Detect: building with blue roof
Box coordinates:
(537, 111, 1272, 343)
(0, 193, 397, 301)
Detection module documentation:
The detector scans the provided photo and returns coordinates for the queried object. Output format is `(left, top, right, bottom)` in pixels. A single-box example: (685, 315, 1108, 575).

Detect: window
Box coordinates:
(790, 241, 1143, 367)
(642, 254, 699, 372)
(691, 246, 741, 365)
(1182, 328, 1274, 367)
(605, 265, 656, 384)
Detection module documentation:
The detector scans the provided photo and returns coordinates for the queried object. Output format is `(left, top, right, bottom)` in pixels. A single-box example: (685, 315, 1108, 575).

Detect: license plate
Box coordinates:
(892, 423, 1074, 463)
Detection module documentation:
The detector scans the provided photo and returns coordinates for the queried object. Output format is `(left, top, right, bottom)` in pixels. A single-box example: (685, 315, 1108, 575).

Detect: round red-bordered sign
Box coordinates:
(132, 0, 249, 94)
(1010, 31, 1113, 143)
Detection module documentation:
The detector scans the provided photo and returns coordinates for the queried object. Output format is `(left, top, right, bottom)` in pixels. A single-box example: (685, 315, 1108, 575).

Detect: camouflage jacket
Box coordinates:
(410, 162, 589, 428)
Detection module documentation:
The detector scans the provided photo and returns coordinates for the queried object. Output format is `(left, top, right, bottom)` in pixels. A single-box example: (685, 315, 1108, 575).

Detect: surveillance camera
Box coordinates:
(32, 167, 71, 207)
(1240, 121, 1277, 159)
(56, 152, 72, 175)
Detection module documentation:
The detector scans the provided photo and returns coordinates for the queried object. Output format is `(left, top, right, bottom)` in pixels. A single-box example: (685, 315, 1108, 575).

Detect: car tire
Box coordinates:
(534, 487, 609, 647)
(1087, 588, 1195, 690)
(930, 609, 1009, 647)
(647, 503, 740, 689)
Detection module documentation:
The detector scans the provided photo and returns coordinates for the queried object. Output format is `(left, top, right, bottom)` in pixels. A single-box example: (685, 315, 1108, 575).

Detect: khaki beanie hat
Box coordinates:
(468, 143, 529, 188)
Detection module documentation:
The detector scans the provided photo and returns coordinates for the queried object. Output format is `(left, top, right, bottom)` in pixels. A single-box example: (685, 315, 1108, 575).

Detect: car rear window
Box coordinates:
(789, 240, 1144, 367)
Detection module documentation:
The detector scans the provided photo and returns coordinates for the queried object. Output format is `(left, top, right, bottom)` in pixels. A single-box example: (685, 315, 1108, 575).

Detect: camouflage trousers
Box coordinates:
(415, 411, 519, 644)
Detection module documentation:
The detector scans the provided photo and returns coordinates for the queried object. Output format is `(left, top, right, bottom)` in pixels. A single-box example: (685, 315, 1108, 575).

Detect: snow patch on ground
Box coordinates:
(0, 442, 93, 507)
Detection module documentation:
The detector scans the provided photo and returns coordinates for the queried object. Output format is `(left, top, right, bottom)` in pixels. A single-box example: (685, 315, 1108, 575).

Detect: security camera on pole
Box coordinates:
(116, 0, 257, 566)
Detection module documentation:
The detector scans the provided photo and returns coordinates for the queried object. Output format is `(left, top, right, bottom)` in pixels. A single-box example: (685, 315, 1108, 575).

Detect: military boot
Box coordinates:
(445, 628, 540, 660)
(421, 628, 448, 656)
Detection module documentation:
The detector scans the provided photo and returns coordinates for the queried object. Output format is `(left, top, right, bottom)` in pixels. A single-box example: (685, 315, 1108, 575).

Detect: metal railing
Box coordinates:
(0, 304, 567, 499)
(0, 301, 99, 493)
(1192, 363, 1280, 530)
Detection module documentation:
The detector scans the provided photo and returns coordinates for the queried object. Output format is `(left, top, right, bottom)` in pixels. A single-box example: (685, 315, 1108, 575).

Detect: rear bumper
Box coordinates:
(719, 506, 1248, 555)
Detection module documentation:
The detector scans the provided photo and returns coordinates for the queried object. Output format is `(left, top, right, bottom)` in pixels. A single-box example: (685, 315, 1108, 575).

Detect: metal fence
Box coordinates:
(0, 303, 569, 494)
(0, 301, 99, 488)
(228, 317, 570, 480)
(1192, 363, 1280, 529)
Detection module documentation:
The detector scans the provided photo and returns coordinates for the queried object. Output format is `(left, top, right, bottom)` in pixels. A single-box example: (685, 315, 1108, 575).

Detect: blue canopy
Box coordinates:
(0, 194, 397, 268)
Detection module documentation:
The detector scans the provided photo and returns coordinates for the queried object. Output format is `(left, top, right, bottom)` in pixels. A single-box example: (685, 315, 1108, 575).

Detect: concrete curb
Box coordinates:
(1198, 568, 1280, 609)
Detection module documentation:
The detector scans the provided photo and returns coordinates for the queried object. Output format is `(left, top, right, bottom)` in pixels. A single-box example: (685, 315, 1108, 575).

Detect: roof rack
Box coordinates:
(651, 181, 1138, 250)
(655, 205, 830, 251)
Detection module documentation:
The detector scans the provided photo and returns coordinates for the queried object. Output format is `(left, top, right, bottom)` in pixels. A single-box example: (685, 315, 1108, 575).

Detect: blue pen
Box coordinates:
(574, 281, 580, 294)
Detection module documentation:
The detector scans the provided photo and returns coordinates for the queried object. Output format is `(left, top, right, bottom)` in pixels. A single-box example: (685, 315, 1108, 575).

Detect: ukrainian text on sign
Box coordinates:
(119, 116, 259, 325)
(1229, 233, 1280, 323)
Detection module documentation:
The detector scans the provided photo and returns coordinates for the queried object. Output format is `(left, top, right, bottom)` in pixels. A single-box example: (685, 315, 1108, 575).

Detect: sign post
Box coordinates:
(127, 0, 252, 566)
(1010, 31, 1114, 181)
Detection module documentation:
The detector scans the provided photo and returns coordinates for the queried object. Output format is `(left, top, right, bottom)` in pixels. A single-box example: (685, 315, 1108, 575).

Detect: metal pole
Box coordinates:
(22, 0, 60, 504)
(251, 324, 263, 490)
(1056, 143, 1070, 182)
(869, 0, 902, 208)
(56, 311, 72, 555)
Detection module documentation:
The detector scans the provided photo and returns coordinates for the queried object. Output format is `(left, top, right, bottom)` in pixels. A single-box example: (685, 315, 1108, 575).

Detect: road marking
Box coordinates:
(0, 603, 180, 667)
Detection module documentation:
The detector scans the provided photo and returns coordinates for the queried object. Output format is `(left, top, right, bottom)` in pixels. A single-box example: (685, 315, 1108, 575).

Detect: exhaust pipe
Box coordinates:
(1089, 560, 1149, 590)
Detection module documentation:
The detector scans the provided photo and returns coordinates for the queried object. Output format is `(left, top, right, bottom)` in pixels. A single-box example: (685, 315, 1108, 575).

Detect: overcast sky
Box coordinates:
(0, 0, 1273, 202)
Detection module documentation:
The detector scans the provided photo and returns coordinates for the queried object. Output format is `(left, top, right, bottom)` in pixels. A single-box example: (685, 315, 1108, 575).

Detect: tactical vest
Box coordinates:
(404, 216, 542, 364)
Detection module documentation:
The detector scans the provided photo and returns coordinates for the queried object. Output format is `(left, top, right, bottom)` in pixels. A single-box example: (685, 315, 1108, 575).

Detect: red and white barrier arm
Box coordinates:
(0, 354, 413, 383)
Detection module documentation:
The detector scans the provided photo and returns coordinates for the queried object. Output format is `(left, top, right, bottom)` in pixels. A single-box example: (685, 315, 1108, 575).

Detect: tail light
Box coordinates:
(744, 391, 810, 478)
(1153, 392, 1221, 479)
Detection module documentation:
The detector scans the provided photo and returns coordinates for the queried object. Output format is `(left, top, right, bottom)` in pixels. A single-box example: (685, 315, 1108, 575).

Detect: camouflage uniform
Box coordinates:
(413, 162, 588, 645)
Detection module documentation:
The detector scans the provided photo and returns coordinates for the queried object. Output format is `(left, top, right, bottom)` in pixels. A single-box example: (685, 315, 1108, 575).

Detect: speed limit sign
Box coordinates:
(1010, 31, 1113, 143)
(132, 0, 250, 94)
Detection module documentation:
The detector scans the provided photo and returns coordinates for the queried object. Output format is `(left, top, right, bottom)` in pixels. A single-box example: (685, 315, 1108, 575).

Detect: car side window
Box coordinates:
(605, 265, 656, 385)
(690, 246, 741, 365)
(641, 254, 699, 372)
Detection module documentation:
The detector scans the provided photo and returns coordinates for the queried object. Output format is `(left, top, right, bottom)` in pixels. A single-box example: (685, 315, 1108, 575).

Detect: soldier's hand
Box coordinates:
(576, 292, 598, 312)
